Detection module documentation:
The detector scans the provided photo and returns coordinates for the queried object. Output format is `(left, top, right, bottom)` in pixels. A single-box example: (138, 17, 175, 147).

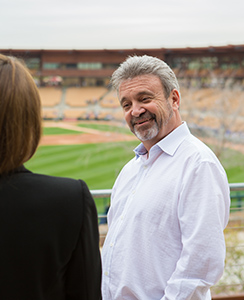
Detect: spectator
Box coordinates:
(102, 55, 230, 300)
(0, 54, 102, 300)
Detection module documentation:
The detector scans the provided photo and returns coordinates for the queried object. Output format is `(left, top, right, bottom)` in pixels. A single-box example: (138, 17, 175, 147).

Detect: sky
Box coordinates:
(1, 0, 244, 50)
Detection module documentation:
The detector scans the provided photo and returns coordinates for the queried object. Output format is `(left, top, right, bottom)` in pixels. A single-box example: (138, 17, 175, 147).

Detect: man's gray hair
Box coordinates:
(111, 55, 180, 99)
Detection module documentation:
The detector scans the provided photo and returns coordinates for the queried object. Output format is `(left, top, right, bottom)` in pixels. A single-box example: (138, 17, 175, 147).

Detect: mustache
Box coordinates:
(131, 112, 156, 126)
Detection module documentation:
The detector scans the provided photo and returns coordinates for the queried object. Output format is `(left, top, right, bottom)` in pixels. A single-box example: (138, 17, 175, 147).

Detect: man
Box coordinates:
(102, 55, 230, 300)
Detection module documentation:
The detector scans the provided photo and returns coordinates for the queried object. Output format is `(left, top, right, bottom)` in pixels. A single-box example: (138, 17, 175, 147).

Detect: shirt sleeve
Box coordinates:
(162, 161, 230, 300)
(65, 180, 102, 300)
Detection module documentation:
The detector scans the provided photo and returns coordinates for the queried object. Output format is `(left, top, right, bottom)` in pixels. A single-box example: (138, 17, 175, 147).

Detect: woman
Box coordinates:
(0, 54, 102, 300)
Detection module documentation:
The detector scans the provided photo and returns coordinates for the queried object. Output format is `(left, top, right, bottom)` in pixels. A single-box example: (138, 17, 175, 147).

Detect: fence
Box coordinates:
(91, 183, 244, 300)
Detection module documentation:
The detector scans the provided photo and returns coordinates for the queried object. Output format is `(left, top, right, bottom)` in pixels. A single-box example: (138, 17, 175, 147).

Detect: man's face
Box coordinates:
(119, 74, 180, 150)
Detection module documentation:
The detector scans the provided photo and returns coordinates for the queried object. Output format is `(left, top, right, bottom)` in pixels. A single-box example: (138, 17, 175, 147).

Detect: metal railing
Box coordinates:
(91, 183, 244, 299)
(229, 183, 244, 191)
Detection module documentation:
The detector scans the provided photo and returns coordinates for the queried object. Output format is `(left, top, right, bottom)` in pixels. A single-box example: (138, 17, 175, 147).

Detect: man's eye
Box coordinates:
(123, 103, 130, 109)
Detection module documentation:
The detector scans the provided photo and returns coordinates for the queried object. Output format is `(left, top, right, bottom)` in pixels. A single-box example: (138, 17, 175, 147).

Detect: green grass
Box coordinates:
(25, 130, 244, 213)
(42, 127, 81, 135)
(27, 125, 244, 212)
(78, 122, 132, 135)
(25, 139, 244, 186)
(26, 129, 244, 188)
(212, 147, 244, 184)
(25, 141, 139, 190)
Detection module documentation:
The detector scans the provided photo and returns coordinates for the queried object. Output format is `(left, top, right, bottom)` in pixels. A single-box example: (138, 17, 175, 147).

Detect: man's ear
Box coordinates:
(170, 89, 180, 110)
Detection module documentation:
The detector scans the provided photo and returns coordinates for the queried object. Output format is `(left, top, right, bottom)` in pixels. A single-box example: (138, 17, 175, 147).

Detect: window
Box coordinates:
(43, 63, 60, 69)
(25, 58, 40, 69)
(77, 62, 102, 69)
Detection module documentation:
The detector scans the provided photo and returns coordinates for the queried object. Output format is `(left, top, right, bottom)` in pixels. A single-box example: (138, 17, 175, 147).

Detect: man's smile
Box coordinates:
(133, 117, 154, 127)
(135, 119, 150, 125)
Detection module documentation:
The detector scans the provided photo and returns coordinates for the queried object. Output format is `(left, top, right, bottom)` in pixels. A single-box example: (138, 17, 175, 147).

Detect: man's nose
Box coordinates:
(131, 103, 146, 117)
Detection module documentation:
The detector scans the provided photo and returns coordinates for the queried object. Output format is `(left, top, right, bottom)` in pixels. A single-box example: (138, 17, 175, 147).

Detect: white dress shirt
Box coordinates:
(102, 122, 230, 300)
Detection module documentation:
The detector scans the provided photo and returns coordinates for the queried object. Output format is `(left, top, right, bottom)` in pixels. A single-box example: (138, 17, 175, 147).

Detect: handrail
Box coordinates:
(212, 295, 244, 300)
(91, 183, 244, 197)
(229, 183, 244, 191)
(90, 189, 112, 198)
(90, 181, 244, 202)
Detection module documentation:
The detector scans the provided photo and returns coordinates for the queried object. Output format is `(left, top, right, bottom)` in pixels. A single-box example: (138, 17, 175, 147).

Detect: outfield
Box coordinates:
(26, 121, 244, 184)
(25, 121, 244, 213)
(25, 141, 138, 190)
(26, 121, 138, 190)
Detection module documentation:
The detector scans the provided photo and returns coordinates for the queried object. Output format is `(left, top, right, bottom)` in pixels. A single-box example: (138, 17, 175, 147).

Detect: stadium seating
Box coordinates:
(100, 89, 120, 108)
(38, 84, 244, 135)
(42, 109, 58, 119)
(63, 109, 88, 119)
(65, 87, 107, 107)
(111, 109, 124, 121)
(39, 87, 62, 107)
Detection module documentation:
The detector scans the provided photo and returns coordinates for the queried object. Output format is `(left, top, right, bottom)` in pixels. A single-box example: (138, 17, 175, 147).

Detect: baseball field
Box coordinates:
(24, 120, 244, 213)
(25, 121, 138, 190)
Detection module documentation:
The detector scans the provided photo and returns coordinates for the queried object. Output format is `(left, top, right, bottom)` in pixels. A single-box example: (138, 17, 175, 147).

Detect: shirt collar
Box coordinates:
(134, 143, 148, 159)
(134, 122, 191, 158)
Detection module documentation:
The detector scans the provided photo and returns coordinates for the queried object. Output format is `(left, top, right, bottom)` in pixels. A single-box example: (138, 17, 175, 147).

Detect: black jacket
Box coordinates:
(0, 166, 102, 300)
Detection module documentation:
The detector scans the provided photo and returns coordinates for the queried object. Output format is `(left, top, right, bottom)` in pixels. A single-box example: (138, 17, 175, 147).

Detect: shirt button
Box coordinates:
(104, 271, 109, 276)
(143, 165, 147, 169)
(110, 242, 114, 247)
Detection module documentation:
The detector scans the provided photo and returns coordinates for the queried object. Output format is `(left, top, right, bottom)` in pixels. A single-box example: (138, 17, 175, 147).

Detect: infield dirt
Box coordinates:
(40, 121, 137, 146)
(40, 121, 244, 155)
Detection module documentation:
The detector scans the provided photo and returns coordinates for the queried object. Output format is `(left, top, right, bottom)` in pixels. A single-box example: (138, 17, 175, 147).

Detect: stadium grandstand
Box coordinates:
(2, 47, 244, 299)
(1, 45, 244, 137)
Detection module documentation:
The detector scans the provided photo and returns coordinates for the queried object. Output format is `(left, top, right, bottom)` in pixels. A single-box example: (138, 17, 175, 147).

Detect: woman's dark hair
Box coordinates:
(0, 54, 42, 175)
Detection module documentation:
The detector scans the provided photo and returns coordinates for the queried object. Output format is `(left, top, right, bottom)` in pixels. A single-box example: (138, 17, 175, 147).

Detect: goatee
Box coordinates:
(131, 113, 159, 141)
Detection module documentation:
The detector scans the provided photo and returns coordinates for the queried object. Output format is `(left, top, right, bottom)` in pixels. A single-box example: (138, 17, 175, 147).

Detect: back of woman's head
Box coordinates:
(0, 54, 42, 175)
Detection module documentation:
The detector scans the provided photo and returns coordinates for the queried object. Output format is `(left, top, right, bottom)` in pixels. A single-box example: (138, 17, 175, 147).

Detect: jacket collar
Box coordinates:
(0, 165, 31, 177)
